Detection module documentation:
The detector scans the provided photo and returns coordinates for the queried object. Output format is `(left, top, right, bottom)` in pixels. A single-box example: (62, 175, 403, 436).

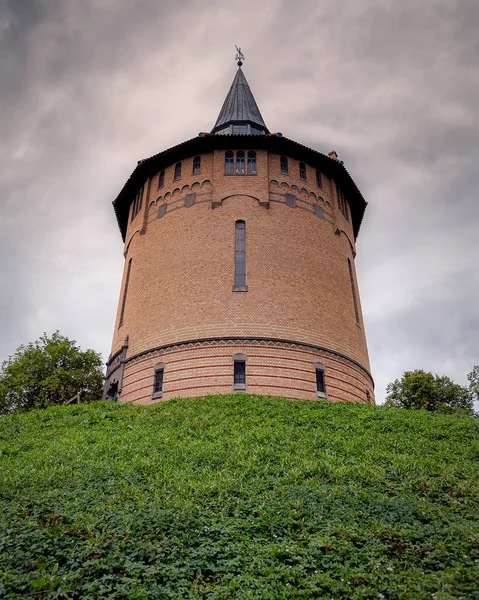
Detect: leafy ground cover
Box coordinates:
(0, 395, 478, 599)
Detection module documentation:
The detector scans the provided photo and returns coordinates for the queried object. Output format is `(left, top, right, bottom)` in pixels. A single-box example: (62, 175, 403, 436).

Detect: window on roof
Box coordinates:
(316, 169, 322, 189)
(192, 156, 201, 175)
(232, 124, 248, 134)
(158, 170, 165, 189)
(280, 156, 288, 174)
(236, 151, 245, 174)
(299, 162, 307, 181)
(233, 220, 247, 291)
(225, 151, 234, 174)
(174, 162, 182, 181)
(247, 151, 256, 174)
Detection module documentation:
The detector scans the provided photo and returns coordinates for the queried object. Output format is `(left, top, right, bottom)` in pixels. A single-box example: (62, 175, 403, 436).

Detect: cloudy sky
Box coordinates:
(1, 0, 478, 403)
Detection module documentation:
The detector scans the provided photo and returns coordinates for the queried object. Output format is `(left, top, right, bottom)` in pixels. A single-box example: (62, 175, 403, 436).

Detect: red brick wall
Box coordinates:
(108, 148, 374, 404)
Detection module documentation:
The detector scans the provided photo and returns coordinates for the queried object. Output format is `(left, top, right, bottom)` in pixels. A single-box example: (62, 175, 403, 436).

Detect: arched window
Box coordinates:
(174, 162, 182, 181)
(236, 151, 245, 174)
(299, 162, 307, 180)
(280, 156, 288, 174)
(247, 151, 256, 174)
(158, 170, 165, 189)
(316, 169, 322, 189)
(233, 220, 247, 291)
(225, 151, 234, 175)
(192, 156, 201, 175)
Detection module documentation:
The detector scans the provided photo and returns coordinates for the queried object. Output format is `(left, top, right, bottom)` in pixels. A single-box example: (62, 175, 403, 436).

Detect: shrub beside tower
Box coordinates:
(104, 59, 374, 404)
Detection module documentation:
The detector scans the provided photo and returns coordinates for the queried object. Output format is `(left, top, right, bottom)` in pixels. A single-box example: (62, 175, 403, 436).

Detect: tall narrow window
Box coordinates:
(236, 151, 245, 174)
(131, 186, 144, 221)
(247, 151, 256, 174)
(314, 362, 327, 398)
(348, 258, 360, 326)
(174, 162, 182, 180)
(299, 162, 307, 180)
(192, 156, 201, 175)
(316, 169, 322, 188)
(118, 258, 132, 328)
(337, 185, 349, 221)
(225, 151, 234, 174)
(158, 170, 165, 189)
(316, 369, 325, 395)
(233, 220, 247, 291)
(280, 156, 288, 174)
(233, 353, 247, 390)
(152, 363, 165, 398)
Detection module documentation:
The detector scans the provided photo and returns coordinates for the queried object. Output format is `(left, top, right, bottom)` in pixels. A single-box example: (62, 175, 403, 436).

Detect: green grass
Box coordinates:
(0, 395, 478, 599)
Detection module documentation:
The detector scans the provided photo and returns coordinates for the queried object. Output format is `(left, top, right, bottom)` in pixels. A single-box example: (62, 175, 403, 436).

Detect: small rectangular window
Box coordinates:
(316, 369, 326, 396)
(233, 361, 246, 389)
(154, 369, 164, 395)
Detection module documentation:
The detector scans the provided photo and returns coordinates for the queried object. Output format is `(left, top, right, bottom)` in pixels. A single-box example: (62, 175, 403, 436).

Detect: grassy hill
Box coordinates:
(0, 395, 478, 599)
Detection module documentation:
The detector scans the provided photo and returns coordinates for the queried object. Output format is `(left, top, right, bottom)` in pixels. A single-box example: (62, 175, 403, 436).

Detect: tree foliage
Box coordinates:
(468, 365, 479, 404)
(385, 369, 473, 414)
(0, 331, 103, 414)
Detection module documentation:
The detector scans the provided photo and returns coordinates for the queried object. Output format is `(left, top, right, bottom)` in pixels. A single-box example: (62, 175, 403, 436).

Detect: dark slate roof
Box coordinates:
(112, 134, 368, 242)
(211, 67, 269, 134)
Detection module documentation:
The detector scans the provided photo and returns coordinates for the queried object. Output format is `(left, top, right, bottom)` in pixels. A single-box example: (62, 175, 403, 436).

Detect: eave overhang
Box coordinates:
(112, 135, 368, 242)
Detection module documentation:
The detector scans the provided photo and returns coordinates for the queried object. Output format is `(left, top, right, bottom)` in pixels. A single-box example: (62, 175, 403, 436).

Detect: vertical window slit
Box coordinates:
(119, 258, 132, 328)
(233, 220, 247, 291)
(348, 258, 360, 325)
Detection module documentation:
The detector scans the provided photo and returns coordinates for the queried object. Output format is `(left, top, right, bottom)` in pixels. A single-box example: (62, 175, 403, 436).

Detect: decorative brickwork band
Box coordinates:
(116, 336, 374, 406)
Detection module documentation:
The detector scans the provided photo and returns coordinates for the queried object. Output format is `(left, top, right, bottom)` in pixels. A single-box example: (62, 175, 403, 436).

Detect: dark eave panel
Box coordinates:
(112, 135, 368, 242)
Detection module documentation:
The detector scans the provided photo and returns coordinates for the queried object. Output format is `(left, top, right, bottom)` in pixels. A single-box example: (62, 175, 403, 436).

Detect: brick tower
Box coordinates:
(104, 58, 374, 404)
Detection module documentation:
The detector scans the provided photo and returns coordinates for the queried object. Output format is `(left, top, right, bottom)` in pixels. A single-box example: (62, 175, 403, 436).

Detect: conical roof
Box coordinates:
(211, 67, 269, 134)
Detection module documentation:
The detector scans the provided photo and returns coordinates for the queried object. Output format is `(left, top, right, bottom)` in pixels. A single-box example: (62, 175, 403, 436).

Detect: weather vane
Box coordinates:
(235, 45, 245, 67)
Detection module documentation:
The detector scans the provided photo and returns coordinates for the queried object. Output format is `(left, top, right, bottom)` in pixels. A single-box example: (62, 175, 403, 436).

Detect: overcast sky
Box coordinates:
(1, 0, 478, 403)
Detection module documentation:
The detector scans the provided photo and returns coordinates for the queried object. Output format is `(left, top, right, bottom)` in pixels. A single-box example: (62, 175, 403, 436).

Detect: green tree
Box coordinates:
(0, 332, 104, 415)
(385, 369, 473, 415)
(467, 365, 479, 404)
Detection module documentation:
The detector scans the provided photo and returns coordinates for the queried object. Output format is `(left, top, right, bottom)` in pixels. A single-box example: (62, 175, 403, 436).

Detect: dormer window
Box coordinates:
(174, 162, 182, 181)
(299, 162, 307, 181)
(192, 156, 201, 175)
(280, 156, 288, 174)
